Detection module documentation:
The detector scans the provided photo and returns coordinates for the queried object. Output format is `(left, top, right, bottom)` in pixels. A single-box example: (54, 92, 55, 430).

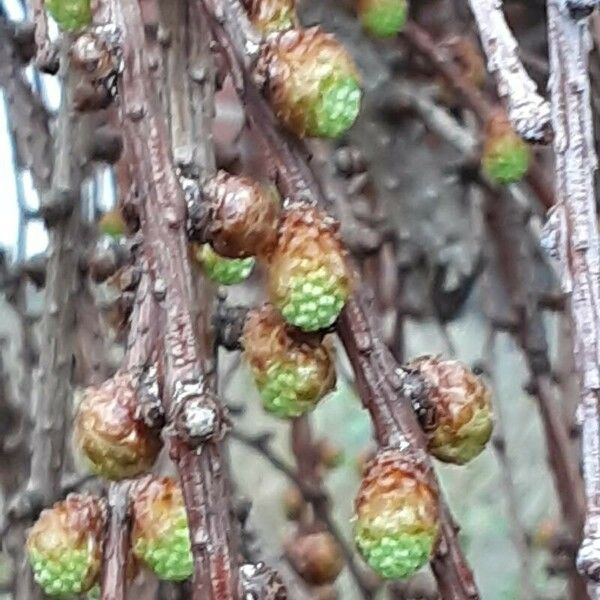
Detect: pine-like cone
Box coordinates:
(73, 371, 163, 480)
(242, 304, 336, 418)
(46, 0, 92, 31)
(286, 531, 344, 585)
(195, 243, 255, 285)
(27, 494, 106, 598)
(131, 476, 193, 582)
(354, 449, 439, 579)
(407, 356, 493, 465)
(267, 207, 353, 331)
(482, 111, 530, 184)
(204, 171, 281, 259)
(357, 0, 408, 38)
(257, 28, 362, 138)
(99, 209, 127, 239)
(243, 0, 298, 34)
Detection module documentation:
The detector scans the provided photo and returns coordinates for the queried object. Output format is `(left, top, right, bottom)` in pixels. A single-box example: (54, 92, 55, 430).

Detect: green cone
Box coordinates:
(132, 477, 194, 582)
(358, 0, 408, 38)
(46, 0, 92, 31)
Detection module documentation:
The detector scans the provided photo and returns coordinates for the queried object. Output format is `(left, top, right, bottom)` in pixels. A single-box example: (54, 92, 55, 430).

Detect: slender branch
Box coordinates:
(100, 481, 133, 600)
(402, 21, 555, 210)
(544, 0, 600, 592)
(0, 14, 52, 194)
(465, 0, 552, 142)
(113, 0, 239, 596)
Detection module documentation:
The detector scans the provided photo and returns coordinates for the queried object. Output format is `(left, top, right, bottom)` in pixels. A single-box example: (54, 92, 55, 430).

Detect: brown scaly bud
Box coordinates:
(406, 356, 493, 465)
(286, 531, 344, 585)
(73, 371, 163, 480)
(27, 494, 106, 598)
(354, 449, 440, 579)
(204, 171, 281, 259)
(242, 304, 336, 418)
(243, 0, 298, 34)
(256, 28, 362, 138)
(267, 206, 353, 331)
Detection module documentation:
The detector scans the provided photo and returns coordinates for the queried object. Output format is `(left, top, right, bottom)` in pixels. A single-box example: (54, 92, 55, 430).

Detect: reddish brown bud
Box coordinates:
(73, 371, 163, 480)
(317, 439, 344, 469)
(286, 531, 344, 585)
(204, 171, 281, 258)
(407, 356, 493, 465)
(282, 485, 304, 520)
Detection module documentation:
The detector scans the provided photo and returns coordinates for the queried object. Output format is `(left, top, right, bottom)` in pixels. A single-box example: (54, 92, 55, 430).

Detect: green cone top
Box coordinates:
(195, 244, 255, 285)
(408, 355, 494, 465)
(482, 112, 530, 184)
(27, 494, 106, 598)
(243, 304, 336, 418)
(258, 27, 362, 138)
(46, 0, 92, 31)
(268, 206, 353, 332)
(132, 476, 193, 582)
(358, 0, 408, 38)
(354, 449, 439, 579)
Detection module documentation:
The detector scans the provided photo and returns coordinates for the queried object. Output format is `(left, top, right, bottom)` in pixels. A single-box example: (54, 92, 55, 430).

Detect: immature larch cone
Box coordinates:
(243, 0, 298, 34)
(407, 356, 493, 465)
(286, 531, 344, 585)
(131, 476, 193, 582)
(46, 0, 92, 31)
(242, 304, 336, 418)
(195, 243, 255, 285)
(482, 111, 530, 184)
(357, 0, 408, 38)
(354, 449, 439, 579)
(99, 209, 127, 239)
(73, 371, 163, 480)
(267, 206, 353, 331)
(257, 27, 362, 138)
(204, 171, 281, 259)
(27, 494, 106, 598)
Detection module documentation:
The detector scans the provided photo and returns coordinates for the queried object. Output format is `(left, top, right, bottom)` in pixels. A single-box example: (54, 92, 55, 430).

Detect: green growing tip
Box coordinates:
(311, 76, 362, 139)
(46, 0, 92, 31)
(483, 136, 530, 184)
(360, 0, 408, 38)
(197, 244, 255, 285)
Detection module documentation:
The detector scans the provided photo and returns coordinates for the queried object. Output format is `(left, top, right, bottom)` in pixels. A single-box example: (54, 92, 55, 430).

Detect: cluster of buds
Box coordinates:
(286, 531, 344, 585)
(482, 110, 531, 184)
(406, 356, 493, 464)
(257, 27, 362, 138)
(267, 205, 353, 332)
(46, 0, 91, 31)
(242, 304, 336, 418)
(26, 494, 106, 597)
(353, 449, 439, 579)
(131, 476, 193, 582)
(243, 0, 298, 34)
(194, 243, 255, 285)
(73, 371, 163, 480)
(357, 0, 409, 38)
